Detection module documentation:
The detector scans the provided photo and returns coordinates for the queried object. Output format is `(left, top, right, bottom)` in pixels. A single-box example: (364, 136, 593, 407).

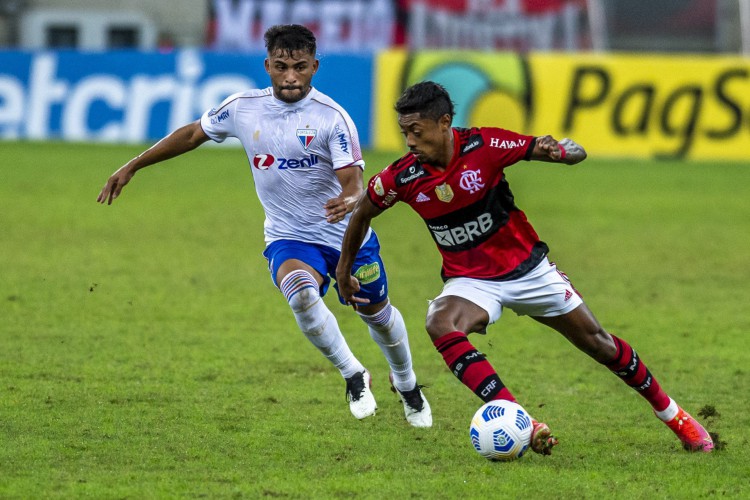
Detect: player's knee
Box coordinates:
(280, 270, 328, 335)
(289, 289, 329, 337)
(581, 328, 616, 363)
(425, 313, 453, 341)
(287, 286, 319, 314)
(595, 330, 617, 361)
(280, 270, 321, 314)
(358, 301, 394, 330)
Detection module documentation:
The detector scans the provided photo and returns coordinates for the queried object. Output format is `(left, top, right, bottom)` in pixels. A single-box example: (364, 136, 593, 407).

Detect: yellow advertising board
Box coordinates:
(374, 50, 750, 160)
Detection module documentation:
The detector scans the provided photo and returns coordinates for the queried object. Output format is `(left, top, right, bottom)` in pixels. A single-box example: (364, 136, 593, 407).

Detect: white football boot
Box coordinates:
(390, 373, 433, 428)
(345, 369, 377, 419)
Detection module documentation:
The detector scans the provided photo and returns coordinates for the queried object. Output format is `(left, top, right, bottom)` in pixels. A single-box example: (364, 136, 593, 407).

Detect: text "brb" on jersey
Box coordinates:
(428, 213, 493, 249)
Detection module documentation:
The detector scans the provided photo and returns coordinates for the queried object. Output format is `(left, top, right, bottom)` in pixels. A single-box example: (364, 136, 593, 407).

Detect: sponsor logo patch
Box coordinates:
(354, 262, 381, 284)
(461, 135, 484, 154)
(334, 124, 349, 153)
(252, 154, 275, 170)
(395, 164, 427, 186)
(429, 213, 494, 247)
(383, 189, 397, 206)
(252, 153, 319, 170)
(210, 109, 230, 124)
(489, 138, 527, 149)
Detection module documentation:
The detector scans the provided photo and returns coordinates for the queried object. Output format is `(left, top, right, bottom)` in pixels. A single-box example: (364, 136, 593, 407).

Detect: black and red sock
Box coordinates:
(433, 331, 515, 403)
(605, 334, 670, 412)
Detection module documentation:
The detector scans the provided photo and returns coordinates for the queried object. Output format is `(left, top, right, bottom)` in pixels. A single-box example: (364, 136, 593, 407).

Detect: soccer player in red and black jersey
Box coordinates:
(336, 81, 713, 455)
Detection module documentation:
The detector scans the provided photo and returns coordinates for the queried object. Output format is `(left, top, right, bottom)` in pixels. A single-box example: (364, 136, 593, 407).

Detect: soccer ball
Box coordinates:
(469, 400, 533, 461)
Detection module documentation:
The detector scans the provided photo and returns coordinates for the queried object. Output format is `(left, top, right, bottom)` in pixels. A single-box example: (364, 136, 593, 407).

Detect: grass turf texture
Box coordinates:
(1, 141, 748, 498)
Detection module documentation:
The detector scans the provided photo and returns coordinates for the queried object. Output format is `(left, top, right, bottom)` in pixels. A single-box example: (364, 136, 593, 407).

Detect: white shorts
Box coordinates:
(434, 257, 583, 324)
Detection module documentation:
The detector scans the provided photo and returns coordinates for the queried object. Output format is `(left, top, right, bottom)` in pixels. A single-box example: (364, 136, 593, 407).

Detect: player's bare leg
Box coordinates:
(534, 303, 713, 452)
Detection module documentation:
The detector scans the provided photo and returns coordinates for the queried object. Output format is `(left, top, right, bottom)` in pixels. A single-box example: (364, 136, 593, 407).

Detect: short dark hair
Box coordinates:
(264, 24, 317, 58)
(395, 81, 455, 122)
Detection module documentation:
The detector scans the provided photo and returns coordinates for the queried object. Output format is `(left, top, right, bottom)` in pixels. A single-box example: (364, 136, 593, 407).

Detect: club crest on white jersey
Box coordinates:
(297, 128, 317, 150)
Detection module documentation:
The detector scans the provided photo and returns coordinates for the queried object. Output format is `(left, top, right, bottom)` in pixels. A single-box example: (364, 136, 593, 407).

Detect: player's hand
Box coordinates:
(324, 196, 348, 223)
(336, 274, 371, 309)
(535, 135, 562, 161)
(97, 164, 135, 205)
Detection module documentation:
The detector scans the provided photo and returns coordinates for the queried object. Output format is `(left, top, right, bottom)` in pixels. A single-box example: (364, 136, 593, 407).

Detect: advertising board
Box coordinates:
(0, 50, 373, 145)
(374, 50, 750, 160)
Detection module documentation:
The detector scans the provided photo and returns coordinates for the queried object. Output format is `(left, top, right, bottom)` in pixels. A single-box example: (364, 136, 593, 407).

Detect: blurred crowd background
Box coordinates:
(0, 0, 747, 55)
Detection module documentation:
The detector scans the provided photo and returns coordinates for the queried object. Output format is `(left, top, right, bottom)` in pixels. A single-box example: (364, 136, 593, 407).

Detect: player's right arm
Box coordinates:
(336, 194, 384, 306)
(97, 120, 210, 205)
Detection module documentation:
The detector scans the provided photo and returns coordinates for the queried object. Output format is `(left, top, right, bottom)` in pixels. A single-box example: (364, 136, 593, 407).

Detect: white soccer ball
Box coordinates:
(469, 400, 533, 461)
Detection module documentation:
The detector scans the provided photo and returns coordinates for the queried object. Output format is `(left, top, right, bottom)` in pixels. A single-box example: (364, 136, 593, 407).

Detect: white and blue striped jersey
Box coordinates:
(200, 86, 370, 249)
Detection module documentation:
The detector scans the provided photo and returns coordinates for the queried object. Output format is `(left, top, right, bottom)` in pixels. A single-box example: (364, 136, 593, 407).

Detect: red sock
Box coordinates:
(433, 331, 515, 403)
(605, 335, 670, 412)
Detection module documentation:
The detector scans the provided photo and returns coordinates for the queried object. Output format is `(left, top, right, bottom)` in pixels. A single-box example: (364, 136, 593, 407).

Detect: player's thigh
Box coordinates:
(263, 239, 329, 290)
(426, 295, 490, 339)
(504, 258, 582, 317)
(433, 277, 503, 325)
(532, 303, 615, 361)
(277, 259, 325, 286)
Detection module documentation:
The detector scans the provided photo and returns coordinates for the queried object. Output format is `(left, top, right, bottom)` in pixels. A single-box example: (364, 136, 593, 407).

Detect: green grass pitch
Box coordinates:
(1, 141, 748, 498)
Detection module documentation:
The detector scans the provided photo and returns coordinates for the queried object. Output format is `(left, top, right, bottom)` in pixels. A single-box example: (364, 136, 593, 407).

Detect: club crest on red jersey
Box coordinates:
(459, 169, 485, 194)
(296, 128, 317, 150)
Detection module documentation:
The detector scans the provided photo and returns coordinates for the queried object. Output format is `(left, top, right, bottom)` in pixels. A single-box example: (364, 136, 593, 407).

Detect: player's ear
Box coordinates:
(264, 58, 271, 74)
(311, 58, 319, 75)
(438, 113, 452, 130)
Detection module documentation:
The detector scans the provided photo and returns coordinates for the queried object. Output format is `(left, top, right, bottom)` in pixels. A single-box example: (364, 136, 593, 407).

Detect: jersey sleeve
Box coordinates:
(328, 109, 365, 171)
(481, 128, 536, 167)
(366, 165, 400, 210)
(199, 93, 241, 143)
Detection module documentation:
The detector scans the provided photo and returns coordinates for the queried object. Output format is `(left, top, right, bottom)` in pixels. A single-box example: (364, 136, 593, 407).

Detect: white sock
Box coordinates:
(654, 398, 679, 421)
(281, 270, 364, 379)
(359, 302, 417, 392)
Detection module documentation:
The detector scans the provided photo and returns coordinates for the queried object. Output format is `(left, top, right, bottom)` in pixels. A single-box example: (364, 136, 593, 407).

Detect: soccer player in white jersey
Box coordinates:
(97, 24, 431, 427)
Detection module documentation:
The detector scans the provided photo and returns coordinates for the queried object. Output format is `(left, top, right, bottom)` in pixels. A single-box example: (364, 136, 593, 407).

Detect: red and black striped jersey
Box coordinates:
(367, 126, 548, 281)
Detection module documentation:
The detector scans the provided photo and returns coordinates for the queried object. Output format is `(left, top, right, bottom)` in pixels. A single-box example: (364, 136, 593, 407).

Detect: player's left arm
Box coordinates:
(335, 194, 385, 306)
(325, 166, 364, 223)
(530, 135, 587, 165)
